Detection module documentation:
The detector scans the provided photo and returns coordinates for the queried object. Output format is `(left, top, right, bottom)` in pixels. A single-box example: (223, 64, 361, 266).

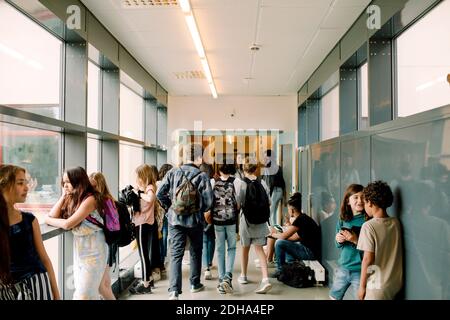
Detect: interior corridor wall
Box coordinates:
(167, 95, 297, 164)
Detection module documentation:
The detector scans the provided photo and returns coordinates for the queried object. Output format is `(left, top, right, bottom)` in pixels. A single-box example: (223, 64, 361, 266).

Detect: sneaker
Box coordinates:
(255, 280, 272, 294)
(237, 275, 248, 284)
(129, 281, 152, 294)
(168, 291, 179, 300)
(190, 283, 205, 293)
(204, 270, 212, 280)
(222, 278, 233, 294)
(217, 283, 226, 294)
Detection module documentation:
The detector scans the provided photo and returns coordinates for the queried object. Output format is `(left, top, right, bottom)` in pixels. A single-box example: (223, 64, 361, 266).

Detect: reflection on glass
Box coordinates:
(0, 1, 62, 119)
(358, 62, 369, 129)
(320, 86, 340, 141)
(0, 122, 61, 219)
(44, 235, 60, 291)
(87, 61, 101, 129)
(396, 0, 450, 117)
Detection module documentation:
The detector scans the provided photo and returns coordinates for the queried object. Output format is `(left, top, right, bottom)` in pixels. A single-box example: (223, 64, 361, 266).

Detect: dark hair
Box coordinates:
(185, 144, 203, 162)
(218, 163, 235, 175)
(287, 192, 302, 213)
(363, 180, 394, 210)
(321, 191, 335, 208)
(265, 149, 272, 157)
(158, 164, 173, 181)
(243, 157, 258, 174)
(61, 167, 104, 219)
(199, 163, 214, 179)
(0, 192, 11, 284)
(340, 184, 364, 222)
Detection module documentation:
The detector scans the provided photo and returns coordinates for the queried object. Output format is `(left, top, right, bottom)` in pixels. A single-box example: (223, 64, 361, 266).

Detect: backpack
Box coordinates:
(212, 177, 238, 224)
(115, 200, 136, 247)
(172, 168, 201, 216)
(242, 177, 270, 224)
(278, 260, 316, 288)
(86, 199, 121, 246)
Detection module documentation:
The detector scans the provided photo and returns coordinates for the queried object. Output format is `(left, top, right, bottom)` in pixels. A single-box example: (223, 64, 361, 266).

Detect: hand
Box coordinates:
(269, 226, 276, 233)
(342, 230, 357, 244)
(204, 211, 213, 224)
(358, 287, 366, 300)
(336, 232, 346, 243)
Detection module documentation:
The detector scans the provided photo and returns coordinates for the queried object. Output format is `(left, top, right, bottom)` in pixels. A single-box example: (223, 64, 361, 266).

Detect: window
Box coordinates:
(320, 86, 340, 141)
(0, 122, 61, 220)
(87, 61, 101, 129)
(86, 137, 101, 175)
(120, 72, 144, 141)
(358, 62, 369, 129)
(396, 0, 450, 117)
(0, 1, 62, 119)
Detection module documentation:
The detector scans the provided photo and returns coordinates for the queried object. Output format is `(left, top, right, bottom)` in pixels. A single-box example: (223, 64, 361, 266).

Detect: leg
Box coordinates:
(266, 237, 276, 262)
(215, 225, 226, 281)
(135, 224, 152, 284)
(168, 224, 187, 294)
(208, 227, 215, 267)
(225, 225, 237, 277)
(270, 187, 283, 226)
(188, 224, 204, 287)
(99, 266, 115, 300)
(329, 268, 352, 300)
(254, 245, 269, 279)
(240, 246, 250, 277)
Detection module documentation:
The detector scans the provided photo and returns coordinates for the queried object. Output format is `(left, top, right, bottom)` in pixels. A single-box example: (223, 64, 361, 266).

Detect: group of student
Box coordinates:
(0, 143, 403, 301)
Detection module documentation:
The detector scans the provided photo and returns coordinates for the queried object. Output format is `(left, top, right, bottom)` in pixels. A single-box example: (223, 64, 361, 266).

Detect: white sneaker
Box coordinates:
(204, 270, 212, 280)
(237, 275, 248, 284)
(255, 280, 272, 294)
(168, 291, 179, 300)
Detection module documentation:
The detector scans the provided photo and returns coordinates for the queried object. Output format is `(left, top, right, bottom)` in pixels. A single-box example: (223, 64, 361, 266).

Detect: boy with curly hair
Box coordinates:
(357, 181, 403, 300)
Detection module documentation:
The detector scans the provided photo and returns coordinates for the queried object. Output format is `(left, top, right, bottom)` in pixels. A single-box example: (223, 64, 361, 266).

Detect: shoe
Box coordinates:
(204, 270, 212, 280)
(168, 291, 179, 300)
(129, 281, 152, 294)
(237, 275, 248, 284)
(255, 280, 272, 294)
(217, 283, 226, 294)
(190, 283, 205, 293)
(269, 271, 281, 279)
(222, 278, 233, 294)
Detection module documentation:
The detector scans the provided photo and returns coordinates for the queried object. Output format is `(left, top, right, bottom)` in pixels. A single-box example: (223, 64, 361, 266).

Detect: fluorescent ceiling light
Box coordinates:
(180, 0, 217, 99)
(185, 15, 205, 58)
(179, 0, 191, 13)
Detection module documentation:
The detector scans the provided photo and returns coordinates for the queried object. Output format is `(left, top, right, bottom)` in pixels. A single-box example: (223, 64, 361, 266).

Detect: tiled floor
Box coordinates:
(121, 244, 330, 300)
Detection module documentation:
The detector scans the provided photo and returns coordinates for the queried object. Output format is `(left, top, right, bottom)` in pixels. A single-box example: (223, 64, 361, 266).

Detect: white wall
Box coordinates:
(167, 95, 297, 163)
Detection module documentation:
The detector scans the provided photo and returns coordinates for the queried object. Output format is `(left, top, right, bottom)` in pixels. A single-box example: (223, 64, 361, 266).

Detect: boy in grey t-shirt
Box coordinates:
(357, 181, 403, 300)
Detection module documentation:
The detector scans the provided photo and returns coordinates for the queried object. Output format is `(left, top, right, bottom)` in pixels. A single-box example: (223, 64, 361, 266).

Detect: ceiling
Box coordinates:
(80, 0, 371, 97)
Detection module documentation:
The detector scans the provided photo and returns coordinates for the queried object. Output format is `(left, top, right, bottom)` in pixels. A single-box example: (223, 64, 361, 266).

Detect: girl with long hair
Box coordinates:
(89, 172, 117, 300)
(45, 166, 107, 300)
(0, 164, 59, 300)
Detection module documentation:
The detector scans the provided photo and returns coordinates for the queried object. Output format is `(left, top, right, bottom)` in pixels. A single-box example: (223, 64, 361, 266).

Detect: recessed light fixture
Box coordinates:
(179, 0, 218, 99)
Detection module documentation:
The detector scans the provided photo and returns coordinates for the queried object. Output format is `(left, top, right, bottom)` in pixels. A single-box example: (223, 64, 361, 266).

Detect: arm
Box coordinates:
(156, 172, 172, 212)
(358, 250, 375, 300)
(199, 175, 213, 213)
(139, 188, 156, 206)
(269, 225, 299, 240)
(31, 218, 60, 300)
(45, 196, 97, 230)
(48, 194, 66, 218)
(335, 220, 345, 248)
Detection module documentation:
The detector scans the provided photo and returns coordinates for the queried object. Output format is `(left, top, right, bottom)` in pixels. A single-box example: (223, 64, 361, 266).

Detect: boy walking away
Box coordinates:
(156, 144, 213, 300)
(357, 181, 403, 300)
(238, 158, 272, 294)
(210, 164, 243, 294)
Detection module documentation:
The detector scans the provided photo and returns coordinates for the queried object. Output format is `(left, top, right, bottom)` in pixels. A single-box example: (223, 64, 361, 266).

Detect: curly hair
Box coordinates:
(362, 181, 394, 210)
(287, 192, 302, 213)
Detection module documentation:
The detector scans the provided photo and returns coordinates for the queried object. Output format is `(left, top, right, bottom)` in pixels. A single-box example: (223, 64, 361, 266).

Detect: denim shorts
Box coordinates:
(329, 267, 361, 300)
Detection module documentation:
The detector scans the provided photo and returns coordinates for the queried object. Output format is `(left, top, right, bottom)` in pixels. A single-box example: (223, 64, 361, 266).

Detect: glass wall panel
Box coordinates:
(43, 235, 61, 291)
(86, 137, 101, 175)
(0, 122, 61, 220)
(120, 84, 143, 141)
(358, 62, 369, 129)
(396, 0, 450, 117)
(87, 61, 101, 129)
(320, 86, 340, 141)
(0, 1, 62, 118)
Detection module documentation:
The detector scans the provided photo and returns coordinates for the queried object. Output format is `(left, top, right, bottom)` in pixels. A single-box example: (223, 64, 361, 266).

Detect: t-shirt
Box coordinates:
(292, 214, 321, 259)
(357, 217, 403, 300)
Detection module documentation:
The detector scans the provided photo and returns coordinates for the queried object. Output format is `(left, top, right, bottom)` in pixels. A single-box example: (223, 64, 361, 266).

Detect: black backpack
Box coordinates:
(278, 261, 316, 288)
(212, 177, 238, 224)
(115, 200, 135, 247)
(242, 177, 270, 224)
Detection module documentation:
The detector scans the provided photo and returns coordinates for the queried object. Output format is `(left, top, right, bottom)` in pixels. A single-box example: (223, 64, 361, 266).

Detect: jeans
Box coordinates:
(202, 225, 215, 269)
(168, 224, 203, 294)
(160, 216, 168, 265)
(275, 239, 315, 272)
(329, 267, 361, 300)
(214, 224, 237, 281)
(270, 187, 283, 226)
